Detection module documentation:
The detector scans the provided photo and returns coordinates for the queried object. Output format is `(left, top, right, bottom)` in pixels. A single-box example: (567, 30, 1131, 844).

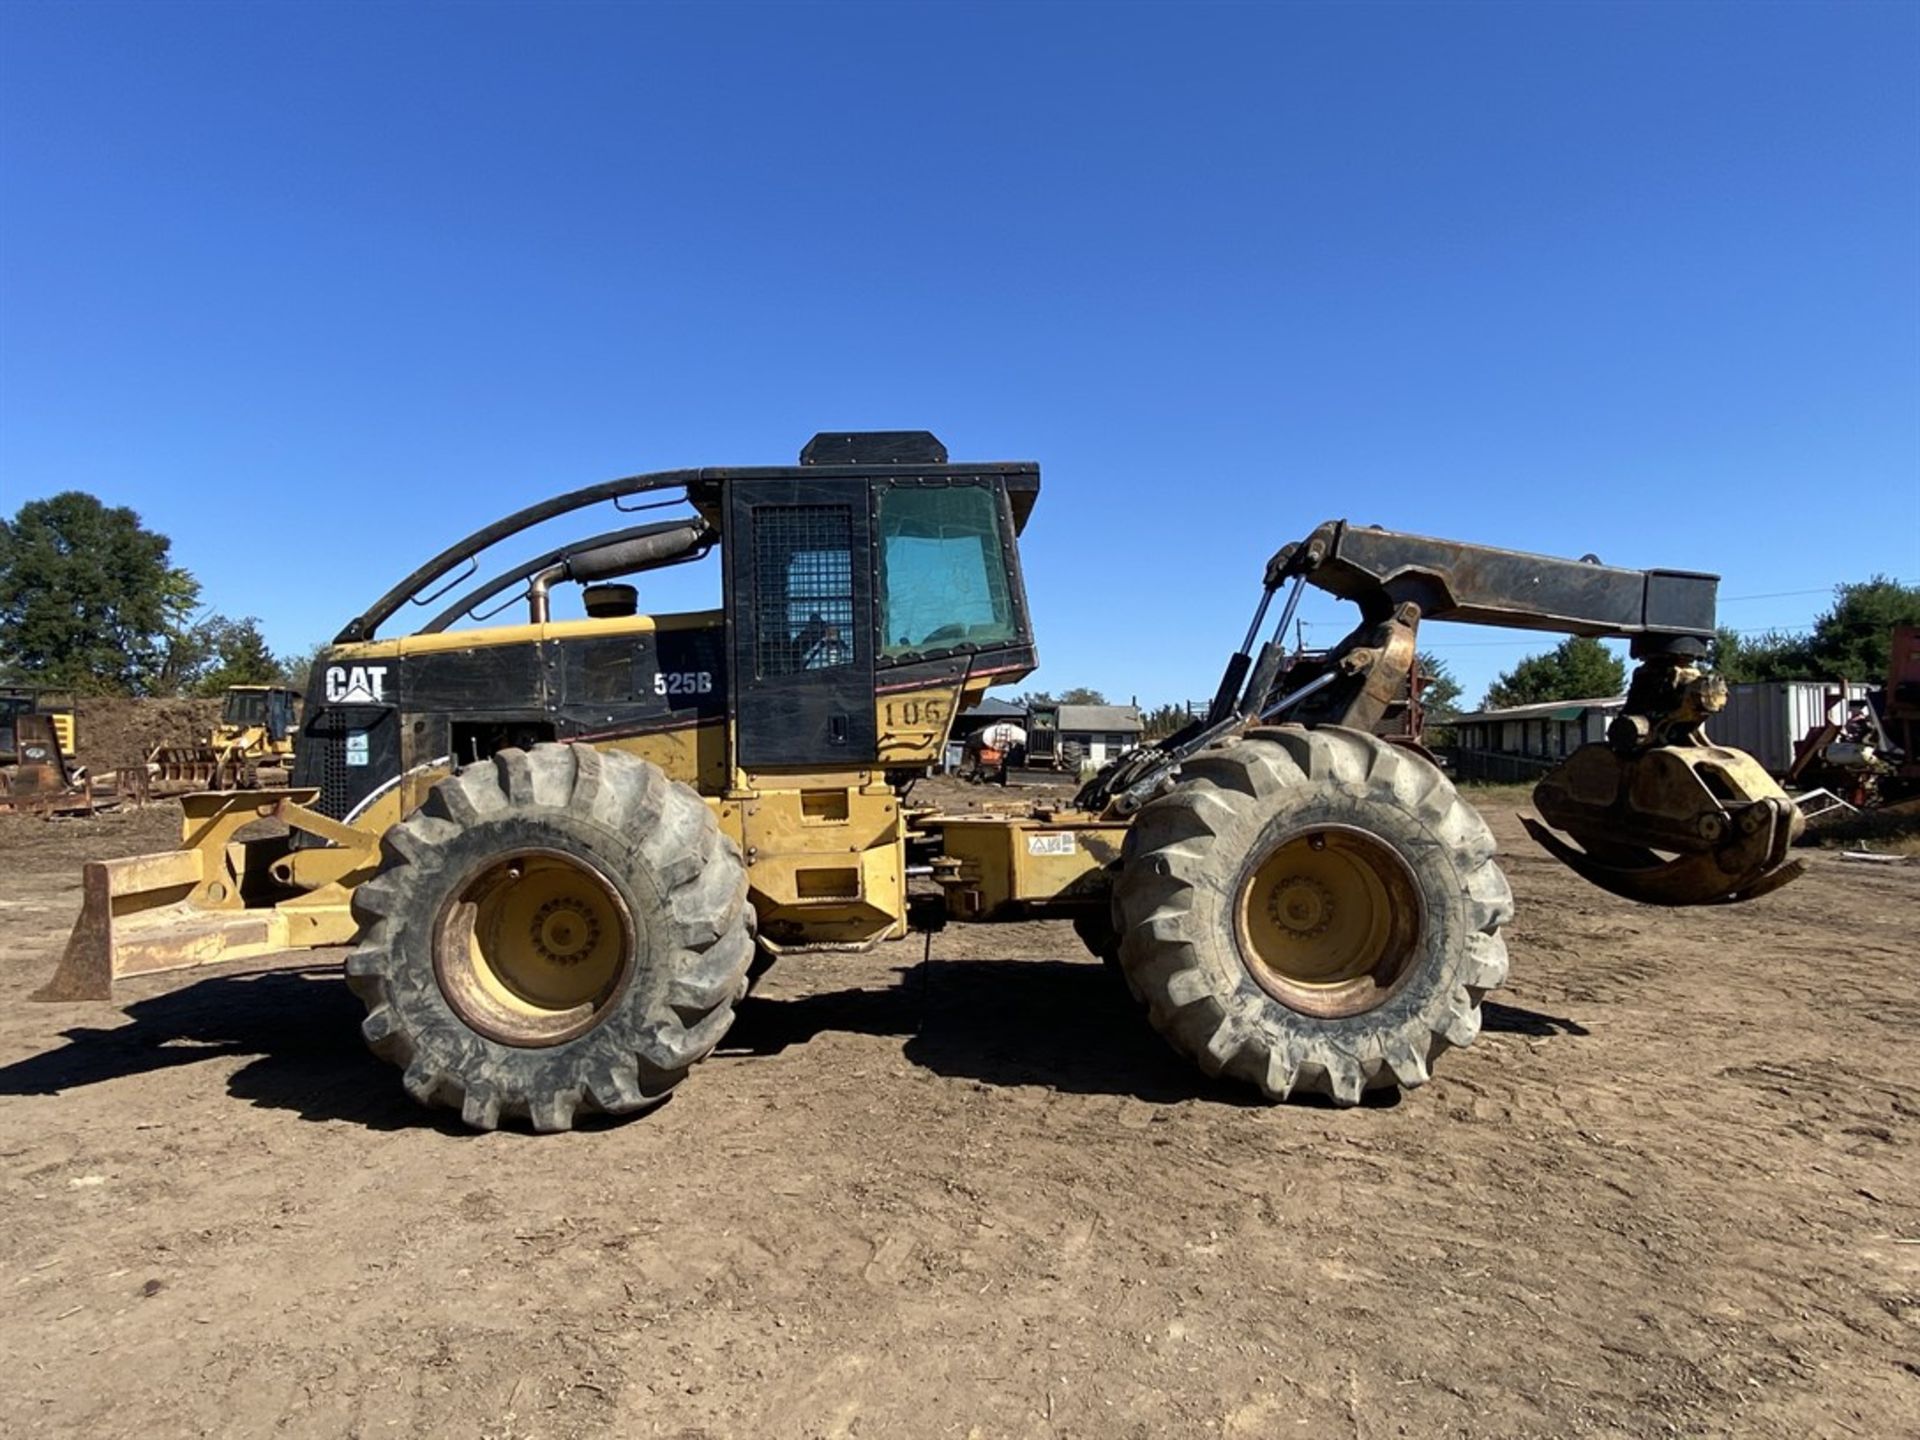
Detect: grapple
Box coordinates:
(1522, 662, 1806, 906)
(1525, 743, 1805, 905)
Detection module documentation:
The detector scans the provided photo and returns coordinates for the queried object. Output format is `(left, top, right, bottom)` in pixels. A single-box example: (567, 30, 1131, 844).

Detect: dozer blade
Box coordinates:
(148, 743, 218, 784)
(33, 788, 361, 1002)
(1525, 741, 1807, 907)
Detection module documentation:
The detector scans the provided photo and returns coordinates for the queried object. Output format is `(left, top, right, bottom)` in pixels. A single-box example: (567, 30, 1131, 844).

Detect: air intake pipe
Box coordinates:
(528, 521, 712, 623)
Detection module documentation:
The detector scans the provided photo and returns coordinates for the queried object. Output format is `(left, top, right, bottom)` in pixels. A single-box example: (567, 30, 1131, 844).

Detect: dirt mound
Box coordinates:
(70, 697, 220, 771)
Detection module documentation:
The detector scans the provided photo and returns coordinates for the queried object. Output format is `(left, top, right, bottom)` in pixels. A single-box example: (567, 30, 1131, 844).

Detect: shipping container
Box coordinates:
(1711, 681, 1873, 778)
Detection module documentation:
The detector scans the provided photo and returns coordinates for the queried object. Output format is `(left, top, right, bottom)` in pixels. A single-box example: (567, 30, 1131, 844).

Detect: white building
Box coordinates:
(1449, 695, 1626, 782)
(1054, 704, 1143, 765)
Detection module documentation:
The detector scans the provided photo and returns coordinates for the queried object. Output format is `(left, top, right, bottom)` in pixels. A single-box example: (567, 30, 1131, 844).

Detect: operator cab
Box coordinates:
(219, 685, 301, 738)
(721, 431, 1037, 766)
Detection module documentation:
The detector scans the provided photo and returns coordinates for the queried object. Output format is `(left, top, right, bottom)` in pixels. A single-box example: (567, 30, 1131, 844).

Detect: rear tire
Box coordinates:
(345, 744, 753, 1132)
(1111, 726, 1511, 1105)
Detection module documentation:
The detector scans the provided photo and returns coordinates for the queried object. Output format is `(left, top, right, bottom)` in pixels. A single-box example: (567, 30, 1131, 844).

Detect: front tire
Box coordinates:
(346, 744, 753, 1132)
(1111, 726, 1511, 1105)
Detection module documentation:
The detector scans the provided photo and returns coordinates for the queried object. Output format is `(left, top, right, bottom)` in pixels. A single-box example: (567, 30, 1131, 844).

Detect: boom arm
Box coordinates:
(1266, 521, 1717, 646)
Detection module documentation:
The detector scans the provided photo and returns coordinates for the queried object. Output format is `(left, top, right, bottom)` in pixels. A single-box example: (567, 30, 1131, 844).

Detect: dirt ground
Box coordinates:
(0, 784, 1914, 1439)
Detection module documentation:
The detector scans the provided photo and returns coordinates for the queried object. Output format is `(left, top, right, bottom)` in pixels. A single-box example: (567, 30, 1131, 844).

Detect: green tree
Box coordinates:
(1708, 578, 1918, 683)
(1706, 626, 1747, 678)
(1013, 686, 1108, 708)
(1415, 652, 1464, 742)
(1140, 702, 1194, 740)
(1707, 626, 1809, 683)
(187, 616, 283, 696)
(281, 642, 328, 690)
(155, 620, 215, 696)
(0, 491, 200, 693)
(1483, 636, 1626, 709)
(1802, 576, 1920, 680)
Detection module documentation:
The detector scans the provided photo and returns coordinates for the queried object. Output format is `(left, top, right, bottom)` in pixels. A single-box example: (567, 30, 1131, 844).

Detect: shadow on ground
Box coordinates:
(733, 959, 1587, 1105)
(725, 956, 1280, 1107)
(0, 969, 456, 1131)
(1481, 1001, 1591, 1037)
(0, 956, 1590, 1128)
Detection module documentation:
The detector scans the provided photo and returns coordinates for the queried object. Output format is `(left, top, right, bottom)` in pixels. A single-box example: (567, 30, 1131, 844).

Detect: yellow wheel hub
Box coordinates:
(1271, 876, 1334, 936)
(1236, 826, 1423, 1018)
(533, 898, 600, 964)
(434, 849, 635, 1046)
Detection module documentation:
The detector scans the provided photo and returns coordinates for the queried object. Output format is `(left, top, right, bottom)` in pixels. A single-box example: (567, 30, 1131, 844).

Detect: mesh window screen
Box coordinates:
(754, 505, 855, 676)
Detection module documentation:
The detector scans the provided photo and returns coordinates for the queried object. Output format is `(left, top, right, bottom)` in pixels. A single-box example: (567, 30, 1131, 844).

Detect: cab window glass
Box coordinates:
(223, 691, 267, 725)
(878, 486, 1016, 659)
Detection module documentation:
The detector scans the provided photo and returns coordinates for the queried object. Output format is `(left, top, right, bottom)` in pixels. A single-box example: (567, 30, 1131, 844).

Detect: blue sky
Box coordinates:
(2, 1, 1915, 707)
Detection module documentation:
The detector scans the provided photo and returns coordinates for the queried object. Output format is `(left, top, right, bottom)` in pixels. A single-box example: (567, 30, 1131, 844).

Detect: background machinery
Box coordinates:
(0, 689, 101, 815)
(1020, 705, 1083, 774)
(0, 688, 76, 765)
(148, 684, 301, 792)
(0, 711, 92, 815)
(40, 433, 1805, 1130)
(959, 719, 1026, 783)
(1781, 627, 1920, 811)
(1880, 625, 1920, 804)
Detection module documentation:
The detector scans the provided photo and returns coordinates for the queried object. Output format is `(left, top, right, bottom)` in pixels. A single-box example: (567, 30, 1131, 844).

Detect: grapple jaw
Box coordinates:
(1525, 742, 1806, 906)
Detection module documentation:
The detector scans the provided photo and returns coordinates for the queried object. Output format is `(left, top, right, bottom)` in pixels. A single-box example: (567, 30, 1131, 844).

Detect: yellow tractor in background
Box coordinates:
(0, 692, 86, 815)
(148, 684, 301, 792)
(40, 433, 1805, 1132)
(0, 688, 76, 765)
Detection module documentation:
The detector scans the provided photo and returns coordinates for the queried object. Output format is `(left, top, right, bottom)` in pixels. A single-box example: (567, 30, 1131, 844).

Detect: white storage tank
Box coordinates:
(1712, 681, 1873, 777)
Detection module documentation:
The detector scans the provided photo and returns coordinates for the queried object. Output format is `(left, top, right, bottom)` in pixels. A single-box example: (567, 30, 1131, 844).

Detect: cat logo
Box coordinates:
(323, 664, 391, 705)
